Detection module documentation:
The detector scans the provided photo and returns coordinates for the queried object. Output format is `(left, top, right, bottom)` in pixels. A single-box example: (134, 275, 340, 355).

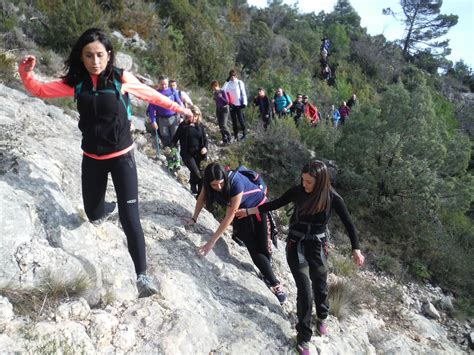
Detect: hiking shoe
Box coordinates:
(296, 341, 310, 355)
(91, 201, 118, 225)
(316, 319, 328, 335)
(270, 284, 287, 305)
(136, 273, 158, 298)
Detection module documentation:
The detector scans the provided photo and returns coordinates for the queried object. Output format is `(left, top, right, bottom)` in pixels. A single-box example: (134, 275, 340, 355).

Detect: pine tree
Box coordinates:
(383, 0, 458, 60)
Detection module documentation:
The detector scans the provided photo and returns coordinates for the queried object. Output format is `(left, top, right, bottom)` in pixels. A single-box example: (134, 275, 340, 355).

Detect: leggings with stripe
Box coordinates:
(81, 151, 146, 275)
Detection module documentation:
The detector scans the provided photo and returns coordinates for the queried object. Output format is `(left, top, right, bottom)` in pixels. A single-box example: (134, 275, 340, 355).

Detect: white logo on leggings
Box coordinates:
(127, 199, 137, 204)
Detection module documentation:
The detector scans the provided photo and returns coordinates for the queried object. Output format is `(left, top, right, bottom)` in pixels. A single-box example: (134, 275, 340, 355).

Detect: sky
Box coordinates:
(246, 0, 474, 68)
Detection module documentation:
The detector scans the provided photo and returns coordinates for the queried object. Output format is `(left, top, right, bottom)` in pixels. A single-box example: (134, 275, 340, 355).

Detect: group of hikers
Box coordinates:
(18, 28, 365, 355)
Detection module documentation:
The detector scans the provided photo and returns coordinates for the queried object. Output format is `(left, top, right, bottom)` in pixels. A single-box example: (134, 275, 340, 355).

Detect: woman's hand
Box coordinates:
(352, 249, 365, 267)
(185, 217, 196, 225)
(234, 208, 248, 219)
(20, 55, 36, 72)
(197, 240, 215, 257)
(151, 122, 158, 130)
(200, 147, 207, 155)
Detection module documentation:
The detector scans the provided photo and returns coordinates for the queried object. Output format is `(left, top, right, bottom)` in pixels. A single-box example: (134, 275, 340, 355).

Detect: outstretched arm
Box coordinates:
(121, 71, 192, 118)
(197, 192, 243, 256)
(18, 55, 74, 98)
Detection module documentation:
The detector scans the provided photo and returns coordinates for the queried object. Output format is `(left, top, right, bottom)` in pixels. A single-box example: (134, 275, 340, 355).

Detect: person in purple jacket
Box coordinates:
(189, 163, 287, 305)
(147, 76, 183, 146)
(211, 80, 232, 145)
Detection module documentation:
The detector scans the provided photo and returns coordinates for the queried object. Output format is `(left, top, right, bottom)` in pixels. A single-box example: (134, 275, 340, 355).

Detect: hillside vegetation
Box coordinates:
(0, 0, 472, 316)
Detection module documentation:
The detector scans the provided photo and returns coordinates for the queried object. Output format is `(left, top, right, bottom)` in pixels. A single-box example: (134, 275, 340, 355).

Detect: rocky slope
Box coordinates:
(0, 83, 470, 354)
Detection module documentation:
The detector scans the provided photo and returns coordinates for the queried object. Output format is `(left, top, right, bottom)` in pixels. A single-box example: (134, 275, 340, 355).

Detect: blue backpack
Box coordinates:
(230, 165, 267, 195)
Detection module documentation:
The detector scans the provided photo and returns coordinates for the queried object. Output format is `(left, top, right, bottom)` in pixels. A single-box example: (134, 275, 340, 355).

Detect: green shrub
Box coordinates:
(376, 254, 402, 276)
(0, 52, 15, 85)
(330, 254, 357, 277)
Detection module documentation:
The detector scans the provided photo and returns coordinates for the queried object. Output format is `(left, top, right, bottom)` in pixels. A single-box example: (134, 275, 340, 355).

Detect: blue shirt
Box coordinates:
(229, 171, 266, 208)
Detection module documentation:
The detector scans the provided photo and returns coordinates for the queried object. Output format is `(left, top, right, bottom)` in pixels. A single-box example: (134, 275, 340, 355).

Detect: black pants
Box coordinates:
(286, 237, 329, 343)
(260, 113, 272, 130)
(233, 214, 279, 286)
(216, 106, 232, 143)
(82, 151, 146, 275)
(181, 152, 206, 194)
(229, 105, 246, 139)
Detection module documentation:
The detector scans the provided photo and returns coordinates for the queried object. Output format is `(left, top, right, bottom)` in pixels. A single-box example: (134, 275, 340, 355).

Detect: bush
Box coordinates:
(330, 254, 357, 277)
(0, 51, 16, 85)
(376, 254, 402, 276)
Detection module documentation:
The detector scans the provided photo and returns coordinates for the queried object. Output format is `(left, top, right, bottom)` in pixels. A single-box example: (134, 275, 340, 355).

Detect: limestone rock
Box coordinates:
(56, 298, 90, 321)
(423, 302, 441, 319)
(0, 296, 14, 332)
(115, 52, 133, 71)
(89, 310, 119, 348)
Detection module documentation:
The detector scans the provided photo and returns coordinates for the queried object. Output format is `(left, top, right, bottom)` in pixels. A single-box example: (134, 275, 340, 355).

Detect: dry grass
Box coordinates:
(0, 271, 90, 320)
(328, 278, 365, 320)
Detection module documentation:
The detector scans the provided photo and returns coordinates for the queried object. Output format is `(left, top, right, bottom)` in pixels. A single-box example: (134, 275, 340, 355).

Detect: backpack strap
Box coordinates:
(74, 81, 84, 101)
(112, 68, 132, 120)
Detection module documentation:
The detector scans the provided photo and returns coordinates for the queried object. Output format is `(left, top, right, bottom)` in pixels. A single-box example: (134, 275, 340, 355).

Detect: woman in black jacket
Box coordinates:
(171, 105, 208, 195)
(236, 160, 365, 354)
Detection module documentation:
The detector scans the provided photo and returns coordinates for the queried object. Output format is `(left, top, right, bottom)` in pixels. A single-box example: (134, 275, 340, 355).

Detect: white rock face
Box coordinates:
(423, 302, 441, 319)
(0, 296, 14, 332)
(56, 298, 90, 321)
(0, 83, 466, 354)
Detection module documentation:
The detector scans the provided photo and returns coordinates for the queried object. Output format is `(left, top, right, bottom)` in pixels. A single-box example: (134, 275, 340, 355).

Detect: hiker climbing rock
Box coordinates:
(190, 163, 287, 305)
(236, 160, 364, 354)
(18, 28, 192, 299)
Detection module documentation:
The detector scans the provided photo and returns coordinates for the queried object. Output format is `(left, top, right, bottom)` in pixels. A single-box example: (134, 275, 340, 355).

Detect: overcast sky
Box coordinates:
(247, 0, 474, 68)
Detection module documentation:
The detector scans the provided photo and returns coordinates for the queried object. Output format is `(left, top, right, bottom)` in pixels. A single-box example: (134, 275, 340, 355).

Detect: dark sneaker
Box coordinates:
(316, 319, 328, 335)
(91, 201, 118, 225)
(270, 284, 287, 305)
(136, 273, 158, 298)
(296, 341, 310, 355)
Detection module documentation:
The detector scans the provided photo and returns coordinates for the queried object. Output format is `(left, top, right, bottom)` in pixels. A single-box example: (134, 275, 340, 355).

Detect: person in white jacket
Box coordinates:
(222, 69, 247, 141)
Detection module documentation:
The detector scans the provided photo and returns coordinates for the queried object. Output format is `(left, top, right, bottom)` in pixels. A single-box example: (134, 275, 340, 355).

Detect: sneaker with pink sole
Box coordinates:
(316, 319, 328, 335)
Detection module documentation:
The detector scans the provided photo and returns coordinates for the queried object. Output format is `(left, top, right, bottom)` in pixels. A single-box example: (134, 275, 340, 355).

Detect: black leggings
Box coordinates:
(181, 152, 206, 193)
(233, 213, 279, 286)
(81, 151, 146, 275)
(286, 237, 329, 343)
(229, 105, 246, 138)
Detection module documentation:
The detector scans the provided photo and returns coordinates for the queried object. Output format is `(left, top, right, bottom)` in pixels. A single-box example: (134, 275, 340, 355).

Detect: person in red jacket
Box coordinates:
(18, 28, 192, 299)
(339, 101, 350, 125)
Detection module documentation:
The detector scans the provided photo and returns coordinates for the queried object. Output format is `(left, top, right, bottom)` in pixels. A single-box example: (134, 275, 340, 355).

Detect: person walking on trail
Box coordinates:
(253, 87, 273, 130)
(339, 101, 350, 125)
(302, 95, 319, 126)
(347, 93, 357, 110)
(170, 105, 208, 196)
(210, 80, 232, 145)
(18, 28, 192, 299)
(235, 160, 364, 354)
(331, 104, 341, 128)
(170, 79, 193, 108)
(291, 94, 305, 126)
(222, 69, 247, 141)
(273, 87, 292, 117)
(320, 37, 330, 61)
(147, 76, 183, 147)
(189, 163, 287, 305)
